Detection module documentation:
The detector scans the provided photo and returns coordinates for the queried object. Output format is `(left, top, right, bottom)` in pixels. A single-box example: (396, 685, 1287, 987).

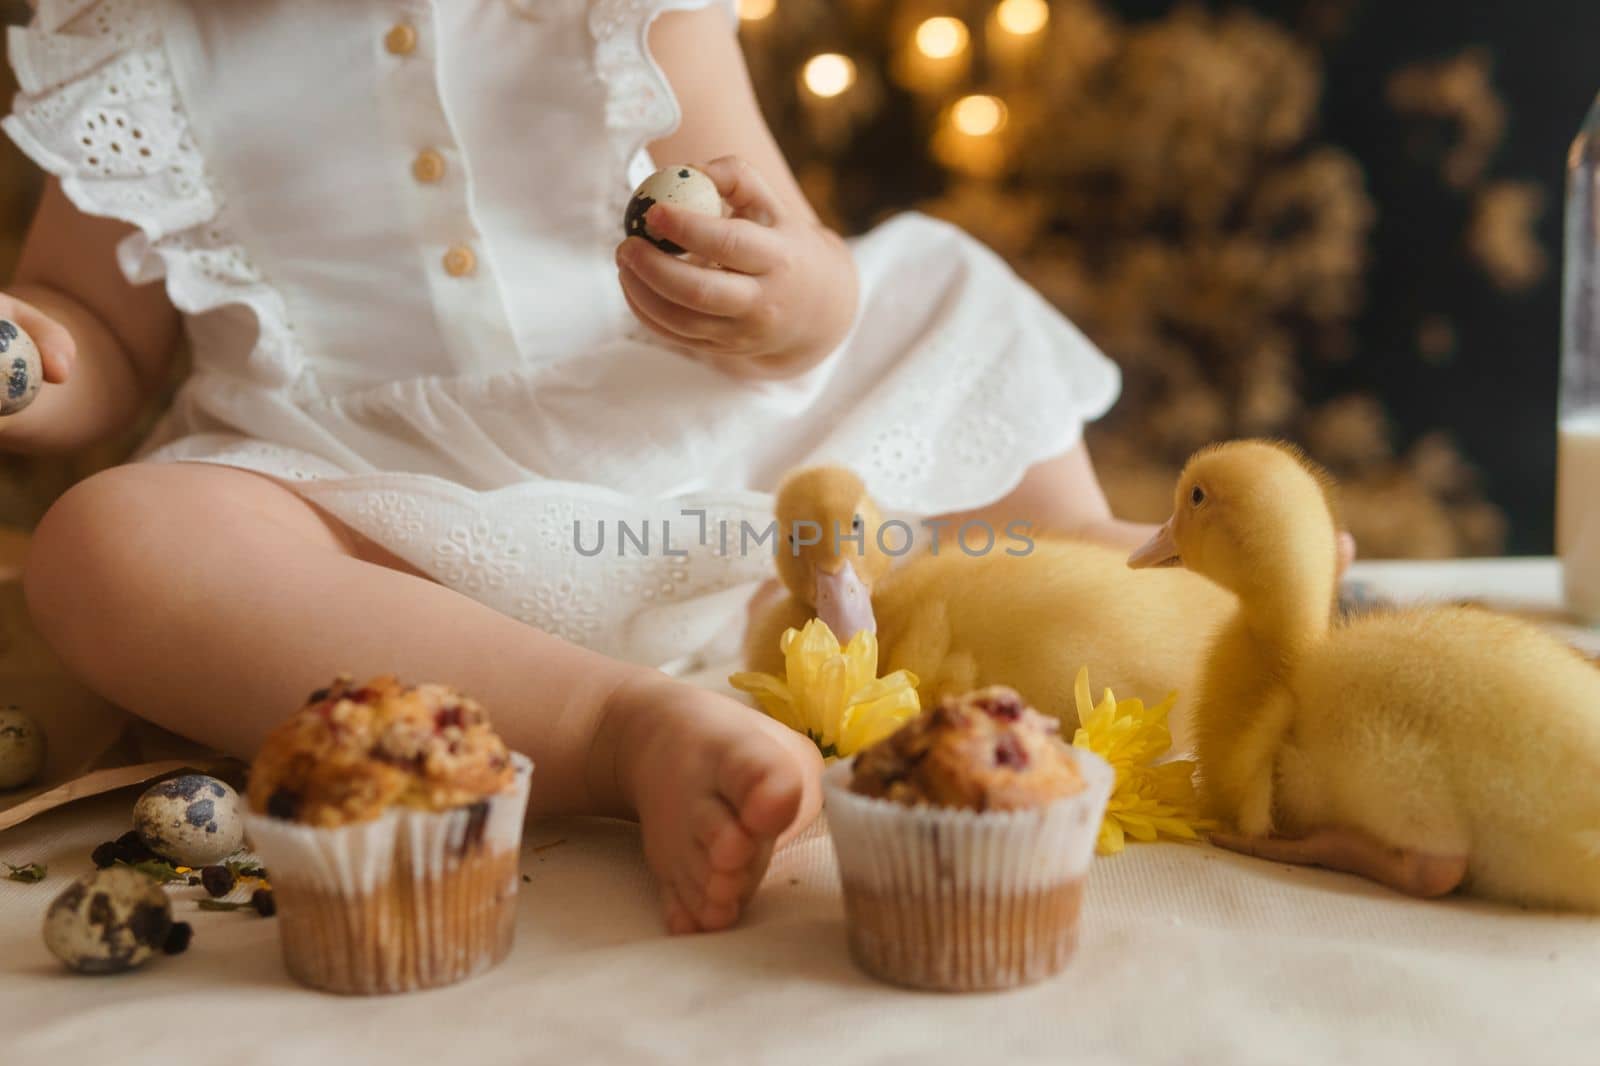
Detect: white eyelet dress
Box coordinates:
(3, 0, 1120, 670)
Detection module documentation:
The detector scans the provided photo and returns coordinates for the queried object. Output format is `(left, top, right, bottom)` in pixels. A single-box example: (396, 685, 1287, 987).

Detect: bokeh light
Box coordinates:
(951, 94, 1008, 136)
(914, 16, 970, 59)
(995, 0, 1050, 36)
(737, 0, 776, 21)
(802, 53, 857, 98)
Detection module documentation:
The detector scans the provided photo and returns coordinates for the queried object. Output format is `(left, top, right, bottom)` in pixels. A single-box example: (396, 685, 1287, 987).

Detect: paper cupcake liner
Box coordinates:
(823, 747, 1112, 992)
(243, 754, 533, 995)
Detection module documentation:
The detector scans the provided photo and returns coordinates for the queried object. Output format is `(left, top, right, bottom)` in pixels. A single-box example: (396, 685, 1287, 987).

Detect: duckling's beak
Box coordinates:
(1128, 519, 1182, 570)
(813, 562, 876, 641)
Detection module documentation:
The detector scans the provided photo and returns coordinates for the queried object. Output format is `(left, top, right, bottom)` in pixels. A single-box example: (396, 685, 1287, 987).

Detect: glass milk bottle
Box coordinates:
(1561, 90, 1600, 622)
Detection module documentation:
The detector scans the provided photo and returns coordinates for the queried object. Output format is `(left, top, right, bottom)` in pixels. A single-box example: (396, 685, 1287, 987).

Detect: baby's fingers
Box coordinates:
(644, 204, 784, 276)
(617, 238, 760, 317)
(0, 293, 75, 384)
(619, 267, 729, 347)
(700, 156, 785, 227)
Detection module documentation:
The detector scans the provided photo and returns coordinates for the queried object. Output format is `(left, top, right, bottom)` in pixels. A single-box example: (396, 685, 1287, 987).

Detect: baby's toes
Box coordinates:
(716, 736, 803, 840)
(661, 885, 699, 936)
(693, 795, 756, 871)
(680, 840, 758, 930)
(696, 850, 752, 910)
(674, 840, 755, 923)
(693, 898, 741, 932)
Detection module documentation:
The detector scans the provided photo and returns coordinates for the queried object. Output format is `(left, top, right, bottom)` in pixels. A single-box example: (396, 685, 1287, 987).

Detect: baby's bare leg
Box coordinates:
(24, 461, 821, 933)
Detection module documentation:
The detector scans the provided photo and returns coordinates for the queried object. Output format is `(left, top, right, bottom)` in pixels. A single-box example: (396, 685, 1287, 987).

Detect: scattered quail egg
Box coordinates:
(133, 774, 244, 866)
(0, 318, 42, 417)
(42, 866, 173, 974)
(0, 706, 46, 789)
(623, 165, 724, 254)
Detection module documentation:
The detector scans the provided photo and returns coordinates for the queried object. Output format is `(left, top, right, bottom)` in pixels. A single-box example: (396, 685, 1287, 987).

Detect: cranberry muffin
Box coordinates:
(248, 675, 515, 827)
(244, 676, 532, 995)
(824, 686, 1112, 992)
(849, 686, 1084, 811)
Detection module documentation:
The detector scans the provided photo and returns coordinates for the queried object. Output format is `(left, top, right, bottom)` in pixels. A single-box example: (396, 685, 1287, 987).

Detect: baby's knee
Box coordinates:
(24, 464, 169, 645)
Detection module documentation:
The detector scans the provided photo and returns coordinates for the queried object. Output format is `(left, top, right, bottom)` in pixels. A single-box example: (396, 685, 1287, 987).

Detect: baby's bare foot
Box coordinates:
(604, 675, 823, 934)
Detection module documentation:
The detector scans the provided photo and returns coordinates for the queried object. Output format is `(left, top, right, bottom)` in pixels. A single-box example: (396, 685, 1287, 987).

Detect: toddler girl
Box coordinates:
(3, 0, 1148, 934)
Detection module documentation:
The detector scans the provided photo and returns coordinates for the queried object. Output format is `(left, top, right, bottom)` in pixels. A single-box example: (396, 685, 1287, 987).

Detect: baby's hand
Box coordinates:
(0, 291, 74, 423)
(615, 156, 857, 380)
(0, 292, 74, 380)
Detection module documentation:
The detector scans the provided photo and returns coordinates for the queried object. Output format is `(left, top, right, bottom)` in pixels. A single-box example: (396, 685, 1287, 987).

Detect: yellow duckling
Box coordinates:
(742, 466, 895, 675)
(744, 466, 1233, 743)
(1130, 440, 1600, 908)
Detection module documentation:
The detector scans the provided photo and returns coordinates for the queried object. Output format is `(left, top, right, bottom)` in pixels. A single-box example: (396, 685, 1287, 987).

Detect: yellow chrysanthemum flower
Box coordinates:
(730, 619, 921, 759)
(1071, 666, 1210, 855)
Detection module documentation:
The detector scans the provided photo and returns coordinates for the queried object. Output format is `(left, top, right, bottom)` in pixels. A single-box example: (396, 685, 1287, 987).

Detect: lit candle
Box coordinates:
(799, 53, 861, 150)
(737, 0, 778, 49)
(916, 15, 969, 58)
(801, 52, 856, 99)
(952, 93, 1007, 135)
(996, 0, 1050, 35)
(988, 0, 1050, 77)
(894, 15, 971, 96)
(933, 94, 1011, 177)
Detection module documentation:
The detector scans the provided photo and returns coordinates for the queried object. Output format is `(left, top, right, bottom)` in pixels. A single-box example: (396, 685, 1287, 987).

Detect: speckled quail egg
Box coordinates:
(43, 866, 173, 974)
(0, 706, 46, 790)
(133, 774, 244, 866)
(0, 318, 42, 417)
(624, 165, 724, 255)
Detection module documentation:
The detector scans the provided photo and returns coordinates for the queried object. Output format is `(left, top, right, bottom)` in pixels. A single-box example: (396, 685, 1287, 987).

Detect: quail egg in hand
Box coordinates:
(43, 866, 173, 974)
(0, 706, 46, 789)
(133, 774, 244, 866)
(0, 318, 42, 417)
(624, 165, 724, 255)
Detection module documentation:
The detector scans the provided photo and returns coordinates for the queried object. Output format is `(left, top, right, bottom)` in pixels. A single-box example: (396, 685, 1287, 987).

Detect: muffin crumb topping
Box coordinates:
(849, 686, 1083, 811)
(248, 675, 514, 827)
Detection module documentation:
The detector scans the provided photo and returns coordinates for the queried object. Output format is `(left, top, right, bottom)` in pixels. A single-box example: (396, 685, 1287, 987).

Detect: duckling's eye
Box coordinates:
(851, 515, 864, 534)
(787, 531, 800, 553)
(1191, 485, 1206, 507)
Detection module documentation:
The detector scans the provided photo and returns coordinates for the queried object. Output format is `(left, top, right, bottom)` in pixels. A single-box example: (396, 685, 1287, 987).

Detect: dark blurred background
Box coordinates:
(2, 0, 1597, 555)
(737, 0, 1598, 555)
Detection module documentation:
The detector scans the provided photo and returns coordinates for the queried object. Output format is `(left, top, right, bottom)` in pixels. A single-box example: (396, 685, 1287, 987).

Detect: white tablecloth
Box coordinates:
(2, 559, 1598, 1065)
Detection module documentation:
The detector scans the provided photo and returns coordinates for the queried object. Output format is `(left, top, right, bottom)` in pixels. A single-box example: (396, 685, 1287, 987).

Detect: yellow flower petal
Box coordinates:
(727, 671, 803, 733)
(836, 660, 919, 754)
(731, 619, 922, 759)
(1074, 666, 1208, 856)
(1099, 816, 1126, 855)
(1074, 665, 1093, 724)
(841, 628, 880, 694)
